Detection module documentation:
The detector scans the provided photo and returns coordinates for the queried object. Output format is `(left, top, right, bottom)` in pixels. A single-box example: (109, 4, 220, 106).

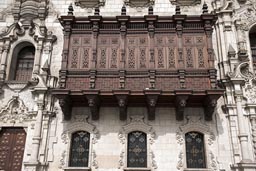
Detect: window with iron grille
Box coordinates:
(127, 131, 147, 168)
(69, 131, 90, 167)
(185, 132, 206, 168)
(14, 46, 35, 81)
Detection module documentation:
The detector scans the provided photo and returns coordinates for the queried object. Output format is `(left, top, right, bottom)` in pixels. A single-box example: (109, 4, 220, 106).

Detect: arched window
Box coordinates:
(249, 25, 256, 66)
(185, 132, 206, 168)
(9, 42, 35, 81)
(69, 131, 90, 167)
(127, 131, 147, 168)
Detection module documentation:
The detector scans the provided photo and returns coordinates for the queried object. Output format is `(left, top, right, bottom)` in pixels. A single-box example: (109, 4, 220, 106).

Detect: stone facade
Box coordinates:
(0, 0, 255, 171)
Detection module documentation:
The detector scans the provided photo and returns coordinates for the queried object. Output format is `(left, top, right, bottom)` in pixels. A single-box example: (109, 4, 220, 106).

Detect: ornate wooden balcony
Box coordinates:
(52, 6, 224, 121)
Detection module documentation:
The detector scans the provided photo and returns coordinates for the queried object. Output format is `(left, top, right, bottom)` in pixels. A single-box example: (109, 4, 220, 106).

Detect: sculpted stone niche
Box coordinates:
(75, 0, 105, 8)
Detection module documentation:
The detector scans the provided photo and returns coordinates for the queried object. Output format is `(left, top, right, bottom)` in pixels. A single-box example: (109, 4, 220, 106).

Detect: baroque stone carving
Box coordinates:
(233, 1, 256, 31)
(75, 0, 105, 8)
(0, 96, 34, 123)
(118, 115, 156, 169)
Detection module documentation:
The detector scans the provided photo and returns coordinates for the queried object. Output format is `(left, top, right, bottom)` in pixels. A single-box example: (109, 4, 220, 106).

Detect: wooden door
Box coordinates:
(0, 128, 26, 171)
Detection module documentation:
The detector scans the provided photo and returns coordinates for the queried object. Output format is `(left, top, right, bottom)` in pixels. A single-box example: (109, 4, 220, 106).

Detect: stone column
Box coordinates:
(0, 40, 10, 80)
(233, 80, 252, 163)
(27, 92, 45, 171)
(33, 40, 43, 75)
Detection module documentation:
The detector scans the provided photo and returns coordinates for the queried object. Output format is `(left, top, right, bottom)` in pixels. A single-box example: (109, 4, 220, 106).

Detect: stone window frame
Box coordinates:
(176, 116, 217, 171)
(60, 119, 99, 171)
(7, 40, 36, 82)
(118, 115, 157, 171)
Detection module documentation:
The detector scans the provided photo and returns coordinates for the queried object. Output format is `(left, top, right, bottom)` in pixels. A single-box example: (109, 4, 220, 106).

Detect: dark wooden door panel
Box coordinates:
(0, 128, 26, 171)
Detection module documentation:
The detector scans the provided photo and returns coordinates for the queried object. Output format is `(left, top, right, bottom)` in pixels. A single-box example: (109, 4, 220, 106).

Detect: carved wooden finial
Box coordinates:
(175, 5, 181, 15)
(94, 7, 100, 15)
(202, 2, 208, 13)
(121, 5, 126, 15)
(68, 3, 74, 16)
(148, 6, 153, 15)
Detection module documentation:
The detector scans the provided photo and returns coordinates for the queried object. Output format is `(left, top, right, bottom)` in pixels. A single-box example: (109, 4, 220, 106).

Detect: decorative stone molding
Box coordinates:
(118, 115, 157, 170)
(170, 0, 201, 6)
(176, 115, 217, 170)
(0, 95, 35, 123)
(124, 0, 155, 7)
(60, 115, 99, 169)
(75, 0, 105, 8)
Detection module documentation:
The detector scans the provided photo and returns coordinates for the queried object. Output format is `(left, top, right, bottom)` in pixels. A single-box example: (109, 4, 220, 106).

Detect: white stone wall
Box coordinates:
(48, 106, 232, 171)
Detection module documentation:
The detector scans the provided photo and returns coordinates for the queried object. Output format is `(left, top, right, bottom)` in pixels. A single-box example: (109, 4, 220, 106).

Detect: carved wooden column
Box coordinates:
(145, 6, 157, 89)
(59, 4, 74, 88)
(202, 5, 218, 89)
(117, 6, 129, 89)
(174, 6, 186, 89)
(0, 39, 10, 81)
(89, 8, 101, 89)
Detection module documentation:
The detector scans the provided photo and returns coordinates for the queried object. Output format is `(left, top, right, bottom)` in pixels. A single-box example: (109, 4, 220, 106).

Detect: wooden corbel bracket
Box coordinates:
(113, 90, 130, 120)
(204, 95, 217, 121)
(59, 95, 72, 120)
(85, 93, 100, 120)
(175, 95, 188, 121)
(144, 90, 161, 120)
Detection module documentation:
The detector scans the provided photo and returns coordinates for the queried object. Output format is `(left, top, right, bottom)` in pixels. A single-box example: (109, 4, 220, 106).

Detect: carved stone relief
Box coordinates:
(176, 115, 217, 170)
(0, 96, 35, 123)
(118, 115, 157, 169)
(59, 114, 99, 169)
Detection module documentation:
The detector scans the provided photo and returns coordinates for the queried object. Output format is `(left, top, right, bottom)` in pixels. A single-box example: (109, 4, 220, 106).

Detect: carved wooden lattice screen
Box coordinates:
(127, 131, 147, 168)
(69, 131, 90, 167)
(0, 128, 26, 171)
(185, 132, 206, 168)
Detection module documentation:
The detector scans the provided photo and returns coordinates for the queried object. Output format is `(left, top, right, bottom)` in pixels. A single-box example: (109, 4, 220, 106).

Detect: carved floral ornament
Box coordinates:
(0, 96, 34, 123)
(59, 114, 99, 169)
(176, 115, 218, 171)
(118, 115, 157, 169)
